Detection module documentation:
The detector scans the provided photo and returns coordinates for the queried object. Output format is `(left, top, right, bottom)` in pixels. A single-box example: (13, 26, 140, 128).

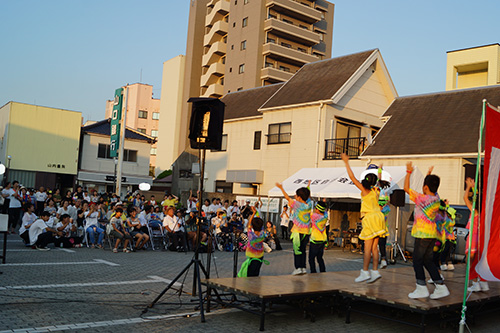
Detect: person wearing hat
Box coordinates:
(309, 200, 328, 273)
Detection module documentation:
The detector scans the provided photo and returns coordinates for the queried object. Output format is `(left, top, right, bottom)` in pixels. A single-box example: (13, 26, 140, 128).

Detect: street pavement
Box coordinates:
(1, 234, 499, 333)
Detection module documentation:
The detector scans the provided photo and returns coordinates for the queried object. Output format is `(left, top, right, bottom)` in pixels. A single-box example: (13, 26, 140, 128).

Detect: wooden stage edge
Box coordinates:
(203, 265, 500, 332)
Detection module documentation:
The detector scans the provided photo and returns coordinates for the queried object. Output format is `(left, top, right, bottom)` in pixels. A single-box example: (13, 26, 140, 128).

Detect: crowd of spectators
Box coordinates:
(2, 183, 283, 254)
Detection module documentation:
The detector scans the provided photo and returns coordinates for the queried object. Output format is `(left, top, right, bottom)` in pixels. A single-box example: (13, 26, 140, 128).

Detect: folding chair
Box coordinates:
(147, 220, 167, 251)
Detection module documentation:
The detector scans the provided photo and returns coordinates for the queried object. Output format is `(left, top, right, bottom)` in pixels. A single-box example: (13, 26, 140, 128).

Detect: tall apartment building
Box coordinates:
(105, 83, 160, 175)
(445, 43, 500, 91)
(186, 0, 334, 99)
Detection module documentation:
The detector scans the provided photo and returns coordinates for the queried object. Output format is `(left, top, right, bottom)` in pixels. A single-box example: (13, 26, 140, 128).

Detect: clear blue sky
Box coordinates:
(1, 0, 499, 122)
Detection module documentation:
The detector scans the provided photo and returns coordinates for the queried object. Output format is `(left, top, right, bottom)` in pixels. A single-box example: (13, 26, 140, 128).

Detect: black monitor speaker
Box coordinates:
(390, 189, 406, 207)
(188, 97, 225, 150)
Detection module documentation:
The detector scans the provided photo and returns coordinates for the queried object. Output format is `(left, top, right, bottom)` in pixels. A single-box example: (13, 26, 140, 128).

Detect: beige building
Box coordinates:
(0, 102, 82, 189)
(105, 83, 160, 174)
(203, 49, 397, 194)
(187, 0, 334, 99)
(445, 43, 500, 91)
(77, 119, 155, 196)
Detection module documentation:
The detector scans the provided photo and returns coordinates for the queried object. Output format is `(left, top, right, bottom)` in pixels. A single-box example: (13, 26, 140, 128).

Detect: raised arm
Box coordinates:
(275, 183, 293, 206)
(427, 166, 434, 176)
(463, 177, 474, 212)
(341, 153, 368, 195)
(404, 162, 413, 194)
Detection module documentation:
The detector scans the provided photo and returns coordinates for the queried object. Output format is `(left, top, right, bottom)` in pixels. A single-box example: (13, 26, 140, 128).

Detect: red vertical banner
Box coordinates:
(476, 104, 500, 281)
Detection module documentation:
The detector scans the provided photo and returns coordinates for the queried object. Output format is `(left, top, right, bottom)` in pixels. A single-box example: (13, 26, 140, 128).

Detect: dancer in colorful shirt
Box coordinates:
(238, 207, 267, 277)
(309, 200, 328, 273)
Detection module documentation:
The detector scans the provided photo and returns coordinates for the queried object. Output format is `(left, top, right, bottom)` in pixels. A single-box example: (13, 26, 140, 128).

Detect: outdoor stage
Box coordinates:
(203, 264, 500, 332)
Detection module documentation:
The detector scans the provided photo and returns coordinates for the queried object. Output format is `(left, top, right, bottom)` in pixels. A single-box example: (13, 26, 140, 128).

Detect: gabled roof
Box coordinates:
(363, 85, 500, 157)
(221, 83, 284, 120)
(260, 49, 379, 110)
(82, 119, 156, 143)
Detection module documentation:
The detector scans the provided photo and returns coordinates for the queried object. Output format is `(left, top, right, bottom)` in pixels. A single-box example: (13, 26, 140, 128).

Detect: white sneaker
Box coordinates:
(408, 284, 430, 299)
(36, 245, 50, 251)
(447, 263, 455, 271)
(380, 260, 387, 269)
(479, 281, 490, 291)
(427, 274, 445, 284)
(468, 281, 481, 292)
(430, 284, 450, 299)
(301, 268, 307, 274)
(367, 270, 381, 283)
(292, 268, 304, 276)
(440, 264, 448, 271)
(354, 269, 371, 283)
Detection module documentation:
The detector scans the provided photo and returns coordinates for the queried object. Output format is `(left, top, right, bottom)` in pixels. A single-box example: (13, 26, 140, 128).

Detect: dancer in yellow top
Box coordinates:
(342, 153, 387, 283)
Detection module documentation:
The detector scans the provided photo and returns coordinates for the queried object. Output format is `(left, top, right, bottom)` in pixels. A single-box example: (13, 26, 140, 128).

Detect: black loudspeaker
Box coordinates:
(390, 189, 405, 207)
(188, 97, 225, 150)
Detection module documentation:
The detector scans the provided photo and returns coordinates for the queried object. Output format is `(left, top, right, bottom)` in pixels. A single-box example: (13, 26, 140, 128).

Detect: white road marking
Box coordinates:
(0, 275, 182, 291)
(337, 258, 363, 262)
(0, 259, 120, 267)
(58, 248, 75, 253)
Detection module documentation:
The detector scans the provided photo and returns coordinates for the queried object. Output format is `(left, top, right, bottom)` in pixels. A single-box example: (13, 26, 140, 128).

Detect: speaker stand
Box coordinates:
(390, 206, 407, 263)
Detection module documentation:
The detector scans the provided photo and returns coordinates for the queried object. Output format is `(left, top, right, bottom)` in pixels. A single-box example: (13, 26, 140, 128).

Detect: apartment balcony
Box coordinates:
(206, 0, 230, 27)
(324, 137, 367, 160)
(262, 42, 318, 66)
(261, 67, 294, 82)
(264, 18, 320, 46)
(202, 41, 227, 66)
(266, 0, 322, 23)
(201, 62, 225, 87)
(202, 83, 224, 98)
(204, 20, 229, 46)
(314, 0, 329, 12)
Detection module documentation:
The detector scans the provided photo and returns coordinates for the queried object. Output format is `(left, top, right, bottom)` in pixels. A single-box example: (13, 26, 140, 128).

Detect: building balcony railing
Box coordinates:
(266, 0, 322, 23)
(201, 62, 225, 87)
(206, 0, 230, 27)
(202, 41, 227, 66)
(264, 18, 320, 46)
(260, 67, 294, 82)
(204, 20, 228, 46)
(324, 137, 367, 160)
(262, 42, 319, 66)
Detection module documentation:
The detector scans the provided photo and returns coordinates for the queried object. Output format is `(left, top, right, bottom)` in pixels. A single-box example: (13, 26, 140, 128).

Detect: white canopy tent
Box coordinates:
(268, 166, 425, 202)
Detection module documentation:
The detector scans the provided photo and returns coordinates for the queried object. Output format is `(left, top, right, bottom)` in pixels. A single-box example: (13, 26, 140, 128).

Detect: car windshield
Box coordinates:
(454, 208, 470, 228)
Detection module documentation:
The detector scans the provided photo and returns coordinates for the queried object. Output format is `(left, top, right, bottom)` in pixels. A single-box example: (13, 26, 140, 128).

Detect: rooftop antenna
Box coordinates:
(140, 68, 143, 83)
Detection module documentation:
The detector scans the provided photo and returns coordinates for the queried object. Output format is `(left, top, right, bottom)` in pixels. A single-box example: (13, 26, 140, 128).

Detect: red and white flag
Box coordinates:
(476, 103, 500, 281)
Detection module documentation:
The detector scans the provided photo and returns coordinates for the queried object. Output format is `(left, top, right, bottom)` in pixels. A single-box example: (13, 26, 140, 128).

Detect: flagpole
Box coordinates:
(458, 99, 486, 333)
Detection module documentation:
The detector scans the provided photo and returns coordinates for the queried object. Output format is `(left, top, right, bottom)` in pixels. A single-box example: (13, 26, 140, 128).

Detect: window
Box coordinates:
(268, 12, 277, 19)
(299, 24, 309, 30)
(150, 148, 157, 156)
(282, 18, 293, 25)
(240, 40, 247, 50)
(267, 122, 291, 144)
(244, 0, 249, 4)
(298, 47, 307, 53)
(152, 112, 160, 120)
(138, 110, 148, 119)
(242, 17, 248, 27)
(223, 35, 227, 43)
(151, 130, 158, 137)
(279, 65, 290, 72)
(265, 62, 274, 68)
(237, 87, 243, 91)
(253, 131, 262, 150)
(267, 37, 276, 44)
(211, 134, 228, 152)
(336, 120, 361, 140)
(281, 42, 292, 48)
(239, 64, 245, 74)
(97, 144, 138, 162)
(137, 128, 147, 134)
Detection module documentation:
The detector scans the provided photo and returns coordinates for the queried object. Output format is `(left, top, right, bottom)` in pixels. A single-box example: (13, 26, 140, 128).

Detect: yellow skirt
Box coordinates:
(359, 211, 388, 240)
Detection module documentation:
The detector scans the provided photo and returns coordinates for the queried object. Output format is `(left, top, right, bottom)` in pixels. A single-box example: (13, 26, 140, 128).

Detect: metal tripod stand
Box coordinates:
(390, 206, 407, 264)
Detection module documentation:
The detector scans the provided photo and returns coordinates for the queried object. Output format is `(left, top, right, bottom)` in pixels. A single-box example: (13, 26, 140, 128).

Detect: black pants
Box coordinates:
(54, 237, 74, 248)
(433, 240, 452, 268)
(247, 258, 263, 277)
(35, 231, 56, 248)
(36, 201, 45, 216)
(413, 238, 442, 285)
(168, 231, 187, 251)
(8, 207, 21, 230)
(294, 234, 309, 269)
(309, 241, 326, 273)
(281, 226, 288, 240)
(20, 230, 30, 244)
(2, 199, 9, 214)
(379, 236, 387, 259)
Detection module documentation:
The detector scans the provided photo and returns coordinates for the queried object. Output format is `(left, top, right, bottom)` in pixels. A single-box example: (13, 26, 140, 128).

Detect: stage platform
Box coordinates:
(203, 264, 500, 331)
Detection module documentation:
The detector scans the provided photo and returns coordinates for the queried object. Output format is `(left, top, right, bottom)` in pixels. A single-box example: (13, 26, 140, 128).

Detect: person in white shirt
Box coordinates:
(8, 181, 22, 234)
(1, 182, 11, 214)
(83, 191, 91, 202)
(208, 198, 218, 219)
(186, 190, 198, 213)
(163, 207, 186, 251)
(227, 200, 240, 216)
(148, 195, 157, 208)
(29, 211, 61, 250)
(84, 203, 104, 248)
(19, 203, 37, 245)
(34, 187, 48, 216)
(56, 213, 82, 247)
(280, 205, 290, 240)
(138, 205, 153, 234)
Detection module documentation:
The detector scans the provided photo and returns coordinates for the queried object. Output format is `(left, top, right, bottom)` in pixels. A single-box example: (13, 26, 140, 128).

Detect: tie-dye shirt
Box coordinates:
(246, 228, 265, 258)
(290, 199, 313, 234)
(409, 189, 440, 239)
(310, 211, 327, 242)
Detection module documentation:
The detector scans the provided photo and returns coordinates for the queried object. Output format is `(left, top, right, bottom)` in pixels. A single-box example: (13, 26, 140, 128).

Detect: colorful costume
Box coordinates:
(238, 228, 268, 277)
(309, 210, 328, 273)
(359, 188, 387, 240)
